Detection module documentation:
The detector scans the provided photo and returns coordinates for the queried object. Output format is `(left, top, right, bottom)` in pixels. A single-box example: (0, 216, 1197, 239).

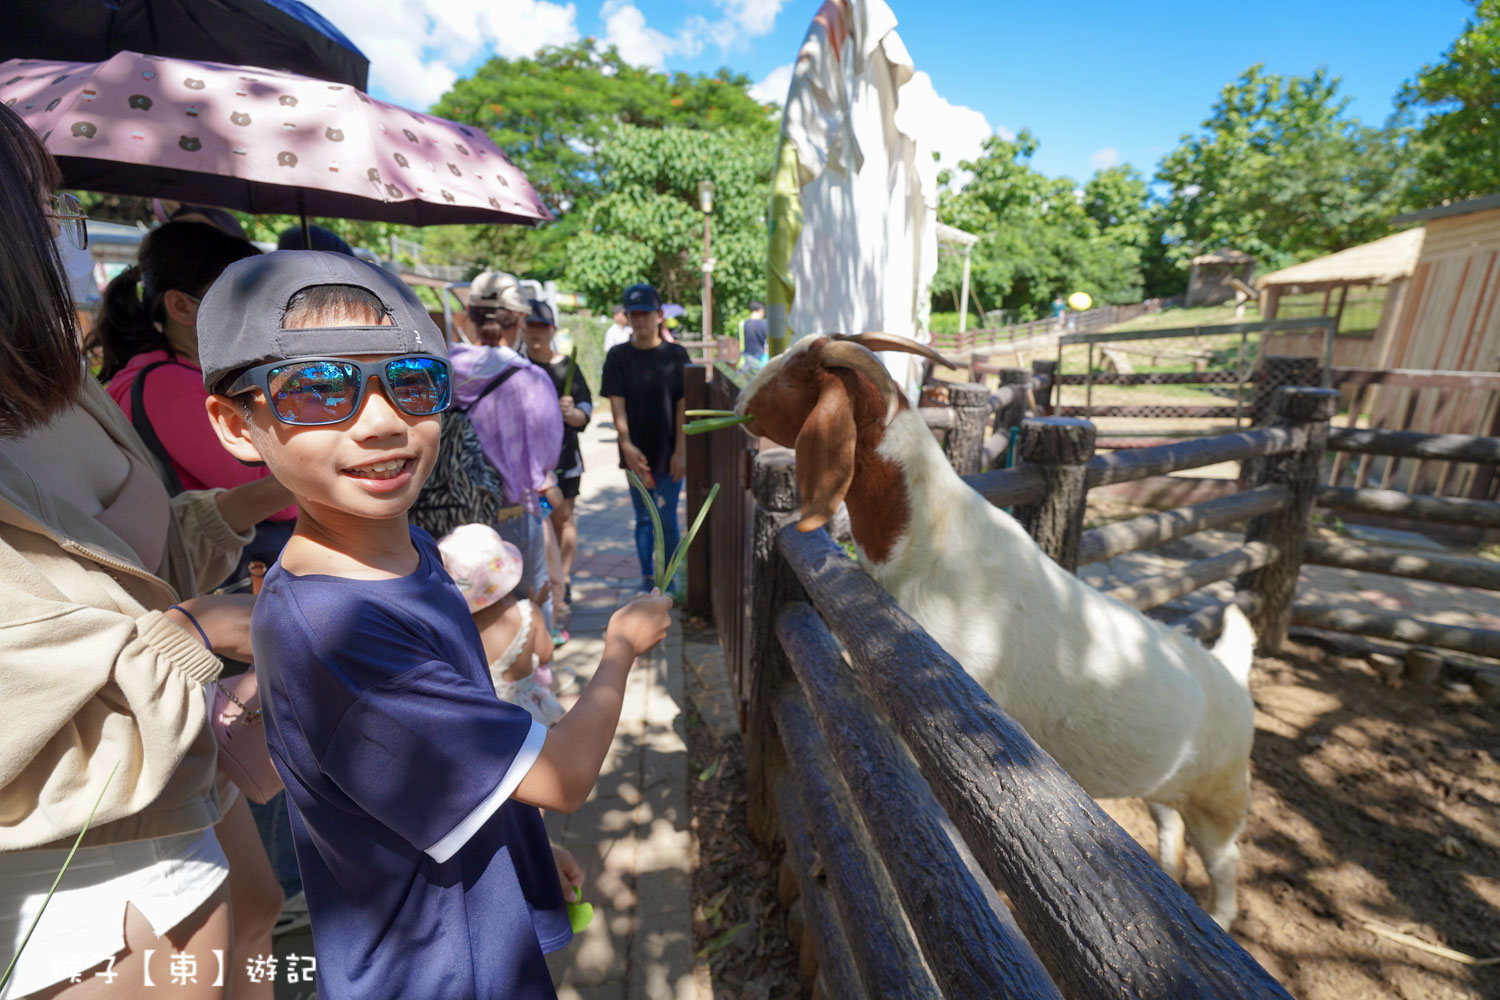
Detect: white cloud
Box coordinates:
(600, 0, 786, 71)
(1090, 147, 1120, 171)
(601, 0, 701, 70)
(719, 0, 786, 36)
(898, 71, 1004, 189)
(307, 0, 786, 107)
(749, 62, 793, 105)
(310, 0, 580, 107)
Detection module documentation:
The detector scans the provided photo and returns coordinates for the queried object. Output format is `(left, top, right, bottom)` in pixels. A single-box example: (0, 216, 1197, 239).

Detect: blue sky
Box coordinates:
(310, 0, 1472, 184)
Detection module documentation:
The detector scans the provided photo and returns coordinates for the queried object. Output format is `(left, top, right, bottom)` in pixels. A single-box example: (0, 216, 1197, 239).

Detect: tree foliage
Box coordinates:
(1153, 64, 1415, 280)
(1400, 0, 1500, 206)
(565, 124, 771, 333)
(431, 40, 776, 280)
(934, 132, 1147, 321)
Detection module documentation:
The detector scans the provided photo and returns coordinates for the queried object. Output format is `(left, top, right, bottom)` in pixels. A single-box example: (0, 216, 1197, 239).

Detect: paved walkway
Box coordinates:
(542, 415, 695, 1000)
(272, 415, 698, 1000)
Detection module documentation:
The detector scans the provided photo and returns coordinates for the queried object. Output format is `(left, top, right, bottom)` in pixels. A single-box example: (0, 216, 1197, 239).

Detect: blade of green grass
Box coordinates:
(0, 761, 119, 993)
(685, 409, 737, 418)
(662, 482, 719, 588)
(684, 415, 754, 436)
(626, 469, 666, 586)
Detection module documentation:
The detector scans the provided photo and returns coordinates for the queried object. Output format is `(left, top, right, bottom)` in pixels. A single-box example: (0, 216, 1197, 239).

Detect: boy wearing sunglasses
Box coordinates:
(198, 252, 672, 1000)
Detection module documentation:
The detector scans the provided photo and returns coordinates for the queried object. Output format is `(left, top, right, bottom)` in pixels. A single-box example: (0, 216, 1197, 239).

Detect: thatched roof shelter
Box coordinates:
(1257, 228, 1425, 293)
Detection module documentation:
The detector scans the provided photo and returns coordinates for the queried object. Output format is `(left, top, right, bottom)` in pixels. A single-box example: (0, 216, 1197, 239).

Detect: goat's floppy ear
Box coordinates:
(836, 332, 961, 370)
(794, 372, 857, 532)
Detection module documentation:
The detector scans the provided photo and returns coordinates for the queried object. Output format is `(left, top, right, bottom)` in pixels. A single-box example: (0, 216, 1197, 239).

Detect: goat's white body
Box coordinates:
(861, 410, 1256, 923)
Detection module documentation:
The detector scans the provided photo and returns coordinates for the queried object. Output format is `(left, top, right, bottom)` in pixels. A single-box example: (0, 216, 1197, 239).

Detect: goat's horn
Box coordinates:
(821, 339, 900, 425)
(835, 332, 960, 370)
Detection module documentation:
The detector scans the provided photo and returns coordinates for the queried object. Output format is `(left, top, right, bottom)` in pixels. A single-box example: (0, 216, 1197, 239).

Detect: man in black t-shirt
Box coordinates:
(738, 300, 768, 363)
(600, 283, 690, 597)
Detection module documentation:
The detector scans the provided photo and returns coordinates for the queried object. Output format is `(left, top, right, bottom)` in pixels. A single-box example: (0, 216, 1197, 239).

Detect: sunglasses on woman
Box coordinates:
(225, 354, 451, 426)
(45, 192, 88, 250)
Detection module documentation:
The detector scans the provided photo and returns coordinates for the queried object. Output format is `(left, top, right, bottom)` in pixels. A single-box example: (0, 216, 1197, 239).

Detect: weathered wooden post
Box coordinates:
(1236, 386, 1338, 653)
(1015, 417, 1097, 572)
(1030, 359, 1058, 416)
(745, 449, 806, 845)
(683, 365, 713, 618)
(994, 367, 1030, 433)
(941, 382, 989, 476)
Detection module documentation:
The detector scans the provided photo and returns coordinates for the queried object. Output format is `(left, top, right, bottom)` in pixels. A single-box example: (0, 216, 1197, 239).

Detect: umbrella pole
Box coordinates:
(298, 191, 311, 248)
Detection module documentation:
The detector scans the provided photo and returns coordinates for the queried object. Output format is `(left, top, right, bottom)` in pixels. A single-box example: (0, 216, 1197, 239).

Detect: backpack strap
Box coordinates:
(129, 359, 187, 496)
(455, 362, 523, 414)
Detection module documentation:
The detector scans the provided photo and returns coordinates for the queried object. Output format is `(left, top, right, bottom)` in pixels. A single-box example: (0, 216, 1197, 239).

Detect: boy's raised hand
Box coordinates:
(605, 592, 672, 660)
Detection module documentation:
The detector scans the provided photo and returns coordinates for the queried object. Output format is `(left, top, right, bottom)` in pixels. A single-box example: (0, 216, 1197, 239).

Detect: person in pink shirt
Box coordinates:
(91, 221, 297, 579)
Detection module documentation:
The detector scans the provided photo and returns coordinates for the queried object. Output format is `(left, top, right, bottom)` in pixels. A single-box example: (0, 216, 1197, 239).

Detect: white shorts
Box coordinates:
(0, 827, 229, 998)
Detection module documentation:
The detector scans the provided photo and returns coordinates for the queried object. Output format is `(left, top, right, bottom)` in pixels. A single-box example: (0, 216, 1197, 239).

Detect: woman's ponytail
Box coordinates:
(89, 263, 164, 382)
(86, 221, 259, 383)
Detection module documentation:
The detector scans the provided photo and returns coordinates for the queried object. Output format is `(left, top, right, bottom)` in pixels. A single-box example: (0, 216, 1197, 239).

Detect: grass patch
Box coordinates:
(1103, 303, 1260, 334)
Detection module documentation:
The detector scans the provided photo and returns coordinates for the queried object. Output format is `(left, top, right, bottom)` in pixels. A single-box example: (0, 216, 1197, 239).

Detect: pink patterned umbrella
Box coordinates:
(0, 50, 551, 227)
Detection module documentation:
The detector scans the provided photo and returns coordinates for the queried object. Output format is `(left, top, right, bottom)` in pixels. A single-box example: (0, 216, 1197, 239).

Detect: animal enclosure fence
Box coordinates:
(1292, 426, 1500, 698)
(1050, 319, 1337, 428)
(686, 355, 1500, 992)
(745, 452, 1292, 998)
(688, 369, 1332, 994)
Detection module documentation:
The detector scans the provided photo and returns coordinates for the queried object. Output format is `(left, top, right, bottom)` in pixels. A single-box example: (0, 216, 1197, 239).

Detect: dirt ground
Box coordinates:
(682, 618, 802, 999)
(1101, 641, 1500, 1000)
(685, 627, 1499, 999)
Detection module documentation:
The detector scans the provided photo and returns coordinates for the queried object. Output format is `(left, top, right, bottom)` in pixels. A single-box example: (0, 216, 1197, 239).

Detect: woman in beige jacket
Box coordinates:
(0, 105, 290, 999)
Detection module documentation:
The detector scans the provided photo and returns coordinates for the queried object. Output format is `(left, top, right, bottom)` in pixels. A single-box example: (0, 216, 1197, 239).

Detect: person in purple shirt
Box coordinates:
(198, 251, 672, 999)
(449, 270, 563, 625)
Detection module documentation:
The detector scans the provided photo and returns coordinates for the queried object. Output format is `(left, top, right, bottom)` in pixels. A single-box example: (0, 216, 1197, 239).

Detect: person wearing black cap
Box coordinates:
(197, 250, 673, 1000)
(600, 282, 690, 597)
(276, 223, 356, 256)
(521, 299, 591, 610)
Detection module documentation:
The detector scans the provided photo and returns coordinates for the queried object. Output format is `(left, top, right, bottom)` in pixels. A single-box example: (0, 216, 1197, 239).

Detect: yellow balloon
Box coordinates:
(1067, 291, 1093, 311)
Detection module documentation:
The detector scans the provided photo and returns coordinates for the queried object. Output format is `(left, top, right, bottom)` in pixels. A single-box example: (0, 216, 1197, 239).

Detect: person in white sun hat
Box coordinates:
(438, 523, 565, 726)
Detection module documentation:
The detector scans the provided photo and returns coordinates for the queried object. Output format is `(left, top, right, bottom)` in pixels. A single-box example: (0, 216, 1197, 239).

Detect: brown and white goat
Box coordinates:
(737, 333, 1257, 928)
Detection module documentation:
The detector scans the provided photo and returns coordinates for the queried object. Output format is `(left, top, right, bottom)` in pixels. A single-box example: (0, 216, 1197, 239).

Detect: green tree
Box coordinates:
(432, 40, 776, 280)
(565, 124, 770, 334)
(934, 131, 1146, 320)
(1153, 64, 1415, 283)
(1399, 0, 1500, 206)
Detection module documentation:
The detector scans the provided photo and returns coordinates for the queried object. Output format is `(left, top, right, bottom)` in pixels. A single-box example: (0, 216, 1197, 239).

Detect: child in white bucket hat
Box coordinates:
(438, 523, 565, 726)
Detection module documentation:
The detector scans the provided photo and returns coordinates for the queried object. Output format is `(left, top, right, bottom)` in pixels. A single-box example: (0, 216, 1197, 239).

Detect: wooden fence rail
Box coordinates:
(758, 521, 1293, 999)
(1295, 423, 1500, 679)
(1078, 485, 1292, 565)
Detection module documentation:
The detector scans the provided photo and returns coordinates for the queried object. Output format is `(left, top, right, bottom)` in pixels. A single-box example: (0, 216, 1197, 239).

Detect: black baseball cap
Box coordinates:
(524, 299, 556, 327)
(197, 250, 446, 392)
(622, 283, 661, 312)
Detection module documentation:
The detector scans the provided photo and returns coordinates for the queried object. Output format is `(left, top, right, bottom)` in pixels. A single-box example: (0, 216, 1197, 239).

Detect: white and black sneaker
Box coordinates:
(273, 890, 310, 937)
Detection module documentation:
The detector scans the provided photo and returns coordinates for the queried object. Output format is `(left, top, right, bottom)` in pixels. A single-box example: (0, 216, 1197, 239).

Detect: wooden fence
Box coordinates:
(930, 299, 1168, 356)
(1292, 426, 1500, 698)
(689, 374, 1340, 992)
(747, 451, 1294, 998)
(685, 349, 1500, 990)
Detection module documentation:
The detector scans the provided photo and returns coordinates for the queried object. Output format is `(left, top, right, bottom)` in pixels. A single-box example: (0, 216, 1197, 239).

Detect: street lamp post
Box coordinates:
(698, 179, 714, 347)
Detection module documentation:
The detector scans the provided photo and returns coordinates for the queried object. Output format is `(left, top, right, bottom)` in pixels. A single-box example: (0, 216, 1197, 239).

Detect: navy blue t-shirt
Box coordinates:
(252, 527, 571, 1000)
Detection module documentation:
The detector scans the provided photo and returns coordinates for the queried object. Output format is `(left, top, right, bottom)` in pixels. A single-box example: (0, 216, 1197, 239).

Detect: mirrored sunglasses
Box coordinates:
(227, 354, 451, 426)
